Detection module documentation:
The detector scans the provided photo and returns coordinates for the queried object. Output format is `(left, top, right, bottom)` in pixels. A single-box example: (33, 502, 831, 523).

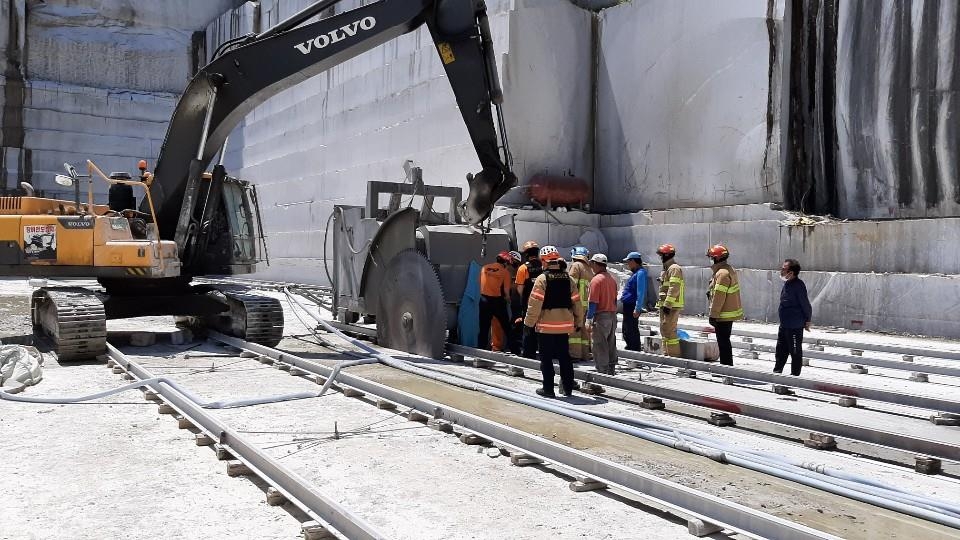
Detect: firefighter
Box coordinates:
(514, 240, 543, 359)
(478, 251, 514, 351)
(567, 246, 594, 361)
(706, 244, 743, 365)
(491, 250, 523, 353)
(655, 244, 684, 357)
(523, 246, 584, 397)
(620, 251, 647, 351)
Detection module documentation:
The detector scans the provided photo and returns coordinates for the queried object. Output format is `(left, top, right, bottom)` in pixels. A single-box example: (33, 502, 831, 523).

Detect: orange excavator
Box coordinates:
(0, 0, 515, 360)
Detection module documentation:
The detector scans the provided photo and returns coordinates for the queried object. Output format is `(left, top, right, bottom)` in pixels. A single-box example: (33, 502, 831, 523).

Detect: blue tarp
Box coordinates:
(456, 261, 481, 347)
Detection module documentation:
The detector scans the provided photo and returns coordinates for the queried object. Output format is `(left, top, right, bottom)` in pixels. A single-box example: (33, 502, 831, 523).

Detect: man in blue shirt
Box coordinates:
(775, 258, 813, 376)
(620, 251, 648, 351)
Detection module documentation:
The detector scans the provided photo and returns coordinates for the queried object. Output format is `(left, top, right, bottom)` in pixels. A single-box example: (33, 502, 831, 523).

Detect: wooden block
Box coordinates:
(915, 456, 942, 475)
(804, 433, 837, 450)
(257, 355, 274, 364)
(122, 373, 135, 381)
(342, 387, 364, 398)
(142, 390, 161, 402)
(176, 415, 194, 429)
(910, 372, 929, 383)
(195, 433, 215, 446)
(640, 396, 665, 410)
(708, 412, 736, 427)
(302, 522, 335, 540)
(266, 487, 286, 506)
(111, 366, 124, 374)
(506, 366, 524, 377)
(837, 396, 857, 408)
(848, 364, 868, 374)
(226, 461, 253, 477)
(157, 403, 176, 415)
(581, 383, 605, 395)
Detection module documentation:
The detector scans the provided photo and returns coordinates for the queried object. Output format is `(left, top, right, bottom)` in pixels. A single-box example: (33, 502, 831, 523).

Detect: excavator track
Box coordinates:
(31, 287, 107, 361)
(200, 290, 284, 347)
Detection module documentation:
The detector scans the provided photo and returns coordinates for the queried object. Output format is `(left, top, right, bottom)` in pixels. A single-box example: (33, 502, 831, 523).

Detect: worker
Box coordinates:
(655, 244, 684, 357)
(491, 250, 523, 353)
(774, 258, 812, 376)
(586, 253, 618, 375)
(567, 246, 594, 361)
(524, 245, 584, 397)
(705, 244, 743, 365)
(515, 240, 543, 359)
(620, 251, 648, 351)
(478, 251, 514, 351)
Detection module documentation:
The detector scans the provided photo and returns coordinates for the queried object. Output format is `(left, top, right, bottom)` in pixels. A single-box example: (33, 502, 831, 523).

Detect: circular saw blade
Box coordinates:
(376, 249, 447, 359)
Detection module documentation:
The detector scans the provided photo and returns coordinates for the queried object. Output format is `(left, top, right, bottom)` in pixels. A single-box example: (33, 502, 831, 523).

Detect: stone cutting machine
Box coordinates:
(1, 0, 515, 360)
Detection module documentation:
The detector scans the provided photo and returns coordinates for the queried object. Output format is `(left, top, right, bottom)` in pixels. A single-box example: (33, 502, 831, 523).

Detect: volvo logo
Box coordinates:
(294, 16, 377, 55)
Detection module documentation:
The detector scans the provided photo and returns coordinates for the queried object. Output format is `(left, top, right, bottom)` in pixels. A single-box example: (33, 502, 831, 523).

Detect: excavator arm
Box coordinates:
(144, 0, 516, 274)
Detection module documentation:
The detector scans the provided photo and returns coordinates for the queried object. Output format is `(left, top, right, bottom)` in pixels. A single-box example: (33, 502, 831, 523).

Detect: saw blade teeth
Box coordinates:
(375, 249, 447, 359)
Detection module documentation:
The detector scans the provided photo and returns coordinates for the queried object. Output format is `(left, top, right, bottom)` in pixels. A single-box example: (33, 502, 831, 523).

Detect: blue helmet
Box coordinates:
(570, 246, 590, 261)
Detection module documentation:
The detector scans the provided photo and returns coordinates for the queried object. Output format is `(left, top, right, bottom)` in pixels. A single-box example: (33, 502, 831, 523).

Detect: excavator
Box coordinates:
(0, 0, 516, 360)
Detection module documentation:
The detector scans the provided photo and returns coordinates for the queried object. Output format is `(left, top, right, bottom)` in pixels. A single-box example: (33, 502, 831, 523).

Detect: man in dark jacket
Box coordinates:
(774, 259, 813, 376)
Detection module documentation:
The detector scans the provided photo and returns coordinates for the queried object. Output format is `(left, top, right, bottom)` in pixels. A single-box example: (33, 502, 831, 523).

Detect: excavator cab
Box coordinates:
(185, 174, 267, 276)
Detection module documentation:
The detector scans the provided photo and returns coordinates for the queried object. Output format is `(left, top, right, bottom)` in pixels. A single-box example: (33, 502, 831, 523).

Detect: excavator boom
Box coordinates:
(145, 0, 516, 275)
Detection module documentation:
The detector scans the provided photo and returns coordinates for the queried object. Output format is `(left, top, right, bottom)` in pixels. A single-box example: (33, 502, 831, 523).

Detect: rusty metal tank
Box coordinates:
(527, 175, 591, 207)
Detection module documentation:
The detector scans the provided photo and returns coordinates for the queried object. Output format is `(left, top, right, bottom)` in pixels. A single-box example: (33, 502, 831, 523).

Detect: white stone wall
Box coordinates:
(594, 0, 785, 212)
(208, 0, 593, 282)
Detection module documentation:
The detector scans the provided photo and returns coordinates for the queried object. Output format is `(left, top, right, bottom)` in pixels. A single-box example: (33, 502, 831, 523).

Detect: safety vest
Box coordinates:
(567, 260, 593, 309)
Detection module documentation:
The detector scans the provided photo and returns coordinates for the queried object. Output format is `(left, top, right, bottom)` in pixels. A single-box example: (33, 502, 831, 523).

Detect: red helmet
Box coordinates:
(539, 245, 561, 264)
(706, 244, 729, 260)
(656, 244, 676, 257)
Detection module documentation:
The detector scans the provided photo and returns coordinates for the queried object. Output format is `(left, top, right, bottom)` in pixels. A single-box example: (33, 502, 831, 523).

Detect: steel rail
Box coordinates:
(438, 343, 960, 462)
(638, 317, 960, 369)
(104, 343, 385, 540)
(613, 349, 960, 414)
(208, 331, 837, 540)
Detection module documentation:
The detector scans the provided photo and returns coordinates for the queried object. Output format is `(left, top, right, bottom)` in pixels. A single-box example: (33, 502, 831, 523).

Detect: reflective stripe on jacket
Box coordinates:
(656, 258, 684, 309)
(523, 267, 585, 334)
(707, 261, 743, 321)
(567, 260, 594, 309)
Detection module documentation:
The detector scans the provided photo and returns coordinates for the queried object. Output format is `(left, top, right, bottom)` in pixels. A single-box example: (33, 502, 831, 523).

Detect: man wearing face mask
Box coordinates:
(774, 258, 812, 376)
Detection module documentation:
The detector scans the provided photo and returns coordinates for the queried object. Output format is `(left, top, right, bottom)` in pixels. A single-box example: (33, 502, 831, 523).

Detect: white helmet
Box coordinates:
(590, 253, 608, 264)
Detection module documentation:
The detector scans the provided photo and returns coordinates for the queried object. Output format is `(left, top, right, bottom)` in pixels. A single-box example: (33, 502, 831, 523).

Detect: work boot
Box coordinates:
(536, 387, 556, 398)
(561, 385, 574, 397)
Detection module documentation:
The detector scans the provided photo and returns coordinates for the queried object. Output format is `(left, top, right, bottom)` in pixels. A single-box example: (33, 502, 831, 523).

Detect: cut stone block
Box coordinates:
(581, 383, 606, 395)
(929, 413, 960, 426)
(640, 396, 665, 410)
(169, 329, 193, 345)
(741, 337, 753, 343)
(376, 399, 397, 410)
(276, 363, 291, 371)
(915, 456, 942, 475)
(129, 332, 156, 347)
(466, 358, 495, 368)
(288, 367, 304, 377)
(801, 358, 810, 367)
(809, 345, 825, 352)
(302, 522, 335, 540)
(111, 366, 124, 374)
(240, 351, 258, 358)
(258, 355, 274, 364)
(707, 412, 736, 427)
(342, 387, 364, 397)
(266, 487, 286, 506)
(837, 396, 857, 408)
(848, 364, 868, 374)
(676, 368, 697, 378)
(407, 411, 430, 423)
(195, 433, 215, 446)
(122, 373, 135, 381)
(569, 476, 607, 492)
(804, 433, 837, 450)
(427, 419, 453, 433)
(215, 444, 234, 461)
(449, 354, 465, 362)
(910, 372, 929, 383)
(157, 403, 176, 415)
(459, 433, 489, 445)
(226, 461, 253, 477)
(175, 415, 194, 429)
(688, 519, 723, 537)
(510, 453, 543, 466)
(143, 390, 161, 402)
(738, 351, 759, 360)
(773, 385, 794, 395)
(902, 354, 914, 362)
(506, 366, 524, 377)
(106, 359, 116, 368)
(721, 377, 734, 385)
(850, 349, 863, 356)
